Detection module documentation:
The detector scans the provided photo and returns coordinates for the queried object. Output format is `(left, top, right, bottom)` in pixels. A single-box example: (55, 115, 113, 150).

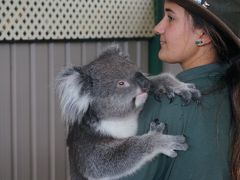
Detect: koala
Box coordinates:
(56, 46, 201, 180)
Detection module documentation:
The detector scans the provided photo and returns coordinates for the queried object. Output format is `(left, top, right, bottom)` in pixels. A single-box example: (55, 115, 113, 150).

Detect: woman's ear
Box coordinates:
(195, 30, 212, 46)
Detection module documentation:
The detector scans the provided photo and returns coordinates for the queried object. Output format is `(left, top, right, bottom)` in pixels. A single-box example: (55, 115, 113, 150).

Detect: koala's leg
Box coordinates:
(69, 159, 88, 180)
(148, 73, 201, 104)
(70, 174, 87, 180)
(85, 121, 187, 179)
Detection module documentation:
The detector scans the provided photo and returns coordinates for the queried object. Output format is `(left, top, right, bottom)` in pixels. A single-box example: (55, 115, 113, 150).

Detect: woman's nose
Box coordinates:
(153, 20, 165, 35)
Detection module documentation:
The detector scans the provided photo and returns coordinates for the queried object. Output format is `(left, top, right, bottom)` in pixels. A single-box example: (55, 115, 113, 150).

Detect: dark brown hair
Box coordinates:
(226, 57, 240, 180)
(188, 11, 240, 180)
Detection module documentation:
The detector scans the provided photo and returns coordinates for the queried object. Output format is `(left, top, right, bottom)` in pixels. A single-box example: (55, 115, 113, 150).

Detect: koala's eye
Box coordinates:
(117, 80, 130, 88)
(119, 81, 124, 85)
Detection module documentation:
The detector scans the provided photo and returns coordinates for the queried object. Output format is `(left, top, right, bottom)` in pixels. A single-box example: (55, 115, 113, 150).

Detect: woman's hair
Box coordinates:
(186, 10, 240, 180)
(226, 56, 240, 180)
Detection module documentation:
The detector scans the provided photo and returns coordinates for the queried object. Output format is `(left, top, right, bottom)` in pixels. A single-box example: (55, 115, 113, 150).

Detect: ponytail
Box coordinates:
(225, 54, 240, 180)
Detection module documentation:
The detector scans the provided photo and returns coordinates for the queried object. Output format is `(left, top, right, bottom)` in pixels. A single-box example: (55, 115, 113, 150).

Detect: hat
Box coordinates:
(170, 0, 240, 54)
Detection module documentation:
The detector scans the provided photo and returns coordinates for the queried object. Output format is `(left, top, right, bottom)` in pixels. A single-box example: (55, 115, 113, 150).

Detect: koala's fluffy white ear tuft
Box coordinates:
(56, 67, 92, 125)
(98, 44, 122, 58)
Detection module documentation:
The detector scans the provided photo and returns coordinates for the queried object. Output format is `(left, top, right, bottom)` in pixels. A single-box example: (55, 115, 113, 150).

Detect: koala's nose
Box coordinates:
(135, 72, 151, 92)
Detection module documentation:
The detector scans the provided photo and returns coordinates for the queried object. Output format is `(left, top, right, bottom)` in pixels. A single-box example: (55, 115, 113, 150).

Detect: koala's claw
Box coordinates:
(166, 88, 175, 99)
(153, 82, 201, 105)
(153, 89, 164, 102)
(154, 89, 175, 104)
(161, 135, 188, 158)
(150, 120, 165, 133)
(174, 83, 201, 105)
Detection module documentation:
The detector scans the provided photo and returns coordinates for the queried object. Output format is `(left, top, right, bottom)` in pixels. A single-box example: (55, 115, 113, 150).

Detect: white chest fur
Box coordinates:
(96, 113, 139, 139)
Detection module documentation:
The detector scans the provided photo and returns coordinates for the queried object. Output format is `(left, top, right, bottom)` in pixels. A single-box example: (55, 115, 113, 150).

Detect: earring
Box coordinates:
(195, 40, 203, 46)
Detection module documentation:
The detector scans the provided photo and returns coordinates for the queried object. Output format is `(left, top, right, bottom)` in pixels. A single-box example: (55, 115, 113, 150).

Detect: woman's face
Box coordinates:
(154, 1, 201, 68)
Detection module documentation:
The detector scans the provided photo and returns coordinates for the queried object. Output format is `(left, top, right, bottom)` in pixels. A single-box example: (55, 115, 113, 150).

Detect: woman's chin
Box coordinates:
(158, 51, 178, 64)
(158, 51, 168, 62)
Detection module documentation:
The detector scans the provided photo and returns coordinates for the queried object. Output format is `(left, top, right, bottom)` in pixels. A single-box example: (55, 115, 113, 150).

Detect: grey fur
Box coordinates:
(56, 46, 200, 180)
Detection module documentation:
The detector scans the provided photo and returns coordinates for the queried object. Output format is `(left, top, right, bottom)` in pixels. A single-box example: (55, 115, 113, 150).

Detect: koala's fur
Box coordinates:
(56, 46, 200, 180)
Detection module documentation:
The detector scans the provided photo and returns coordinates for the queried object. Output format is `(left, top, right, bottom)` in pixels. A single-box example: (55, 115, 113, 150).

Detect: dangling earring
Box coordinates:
(195, 40, 203, 46)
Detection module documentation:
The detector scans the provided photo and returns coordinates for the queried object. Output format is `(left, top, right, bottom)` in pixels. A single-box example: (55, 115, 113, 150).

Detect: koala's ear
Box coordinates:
(56, 66, 92, 125)
(100, 44, 122, 56)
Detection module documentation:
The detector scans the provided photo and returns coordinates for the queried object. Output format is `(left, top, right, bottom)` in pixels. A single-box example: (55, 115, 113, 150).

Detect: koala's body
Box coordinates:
(57, 46, 200, 180)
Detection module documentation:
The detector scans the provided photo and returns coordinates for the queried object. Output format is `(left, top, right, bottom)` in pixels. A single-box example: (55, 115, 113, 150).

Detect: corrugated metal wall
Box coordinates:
(0, 41, 149, 180)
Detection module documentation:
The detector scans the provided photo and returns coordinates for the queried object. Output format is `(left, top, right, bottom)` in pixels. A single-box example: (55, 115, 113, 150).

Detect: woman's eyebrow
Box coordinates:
(165, 8, 176, 14)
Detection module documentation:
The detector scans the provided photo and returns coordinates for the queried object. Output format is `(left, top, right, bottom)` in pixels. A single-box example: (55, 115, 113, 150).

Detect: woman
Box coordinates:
(121, 0, 240, 179)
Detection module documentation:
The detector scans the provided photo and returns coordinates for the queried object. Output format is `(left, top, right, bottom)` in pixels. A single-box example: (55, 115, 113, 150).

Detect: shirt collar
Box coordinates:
(176, 63, 228, 82)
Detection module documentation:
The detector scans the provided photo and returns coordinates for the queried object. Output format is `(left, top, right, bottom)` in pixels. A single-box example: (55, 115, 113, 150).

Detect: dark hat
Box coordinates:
(170, 0, 240, 53)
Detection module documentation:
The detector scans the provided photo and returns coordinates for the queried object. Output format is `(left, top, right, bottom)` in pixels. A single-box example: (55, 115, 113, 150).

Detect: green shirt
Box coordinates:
(121, 63, 232, 180)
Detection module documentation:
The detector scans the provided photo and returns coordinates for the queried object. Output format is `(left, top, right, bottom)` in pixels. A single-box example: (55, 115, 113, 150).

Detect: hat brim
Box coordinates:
(170, 0, 240, 53)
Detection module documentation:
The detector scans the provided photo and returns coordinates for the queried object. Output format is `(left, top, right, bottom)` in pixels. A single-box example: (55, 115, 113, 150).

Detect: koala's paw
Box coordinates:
(149, 119, 165, 133)
(173, 83, 201, 105)
(153, 88, 175, 102)
(159, 135, 188, 158)
(154, 82, 201, 105)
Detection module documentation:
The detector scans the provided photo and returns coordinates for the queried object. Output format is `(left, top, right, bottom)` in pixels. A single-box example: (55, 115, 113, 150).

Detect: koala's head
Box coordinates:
(57, 46, 151, 124)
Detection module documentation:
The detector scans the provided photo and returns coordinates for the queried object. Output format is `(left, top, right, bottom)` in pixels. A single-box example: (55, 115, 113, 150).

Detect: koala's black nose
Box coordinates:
(135, 72, 151, 92)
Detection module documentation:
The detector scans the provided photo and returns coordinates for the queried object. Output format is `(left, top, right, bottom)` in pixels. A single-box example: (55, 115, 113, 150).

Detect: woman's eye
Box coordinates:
(168, 15, 174, 22)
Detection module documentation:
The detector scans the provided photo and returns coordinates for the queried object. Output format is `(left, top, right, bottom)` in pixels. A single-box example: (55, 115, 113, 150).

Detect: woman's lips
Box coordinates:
(160, 41, 166, 46)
